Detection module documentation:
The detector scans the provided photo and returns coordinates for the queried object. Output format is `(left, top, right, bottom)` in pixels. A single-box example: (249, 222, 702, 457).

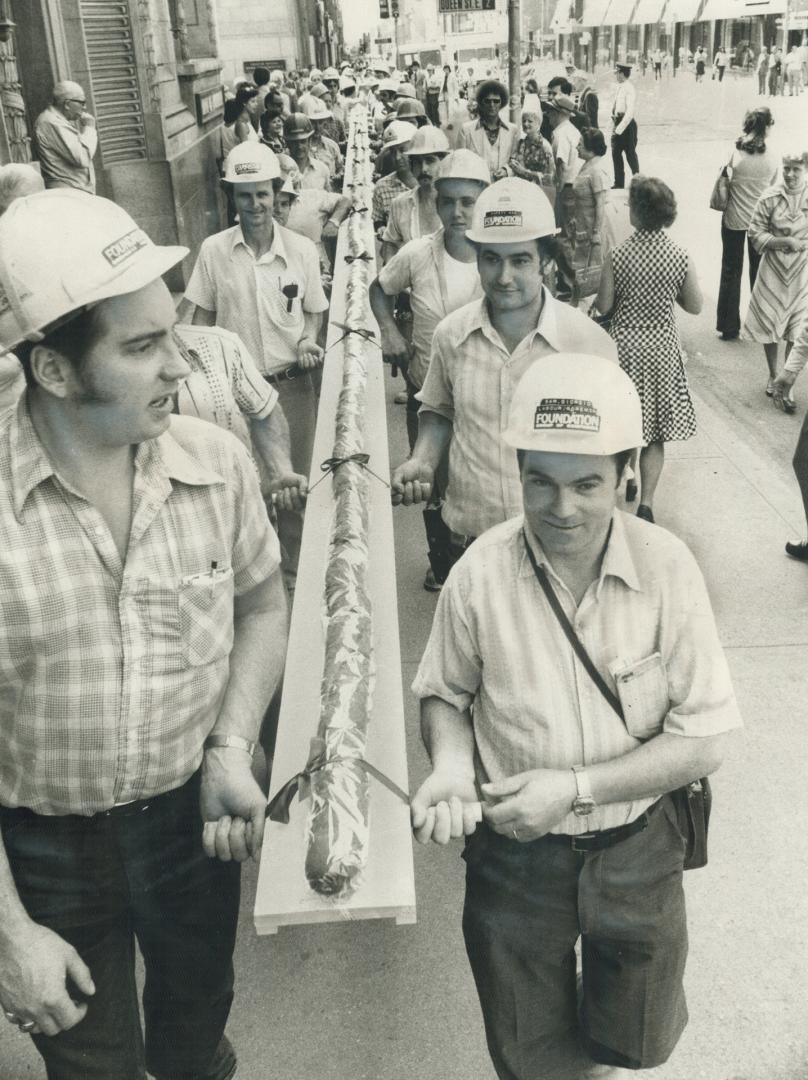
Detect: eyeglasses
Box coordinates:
(67, 99, 86, 107)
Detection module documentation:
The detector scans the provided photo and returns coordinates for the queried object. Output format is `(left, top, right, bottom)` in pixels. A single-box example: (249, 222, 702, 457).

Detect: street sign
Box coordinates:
(438, 0, 495, 11)
(376, 36, 393, 42)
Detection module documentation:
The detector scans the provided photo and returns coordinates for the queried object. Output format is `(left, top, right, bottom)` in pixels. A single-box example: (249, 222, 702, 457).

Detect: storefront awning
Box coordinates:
(697, 0, 785, 18)
(659, 0, 705, 21)
(632, 0, 667, 21)
(601, 0, 639, 24)
(580, 0, 611, 25)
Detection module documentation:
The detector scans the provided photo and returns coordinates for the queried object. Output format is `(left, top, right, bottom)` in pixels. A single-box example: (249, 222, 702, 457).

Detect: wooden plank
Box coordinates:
(253, 114, 416, 935)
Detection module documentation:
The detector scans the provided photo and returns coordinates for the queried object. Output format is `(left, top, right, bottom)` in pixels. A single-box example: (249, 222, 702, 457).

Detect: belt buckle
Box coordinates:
(571, 832, 597, 852)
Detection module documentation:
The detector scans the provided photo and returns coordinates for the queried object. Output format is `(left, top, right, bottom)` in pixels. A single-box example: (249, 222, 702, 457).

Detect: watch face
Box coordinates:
(573, 796, 596, 817)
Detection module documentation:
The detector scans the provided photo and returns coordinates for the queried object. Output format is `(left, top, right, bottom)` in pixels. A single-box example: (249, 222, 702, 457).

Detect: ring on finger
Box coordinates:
(511, 826, 520, 841)
(4, 1009, 18, 1023)
(19, 1019, 36, 1033)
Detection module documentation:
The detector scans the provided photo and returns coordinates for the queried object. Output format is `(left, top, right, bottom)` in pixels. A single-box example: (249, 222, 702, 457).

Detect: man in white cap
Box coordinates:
(392, 178, 616, 568)
(611, 64, 639, 189)
(0, 190, 287, 1078)
(301, 98, 344, 181)
(371, 149, 491, 589)
(372, 121, 418, 232)
(34, 80, 98, 193)
(411, 352, 741, 1080)
(381, 125, 450, 263)
(184, 142, 328, 582)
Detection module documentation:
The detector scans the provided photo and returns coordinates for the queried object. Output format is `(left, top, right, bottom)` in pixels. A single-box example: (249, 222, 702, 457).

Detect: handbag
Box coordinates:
(522, 532, 711, 870)
(709, 162, 732, 212)
(573, 240, 603, 299)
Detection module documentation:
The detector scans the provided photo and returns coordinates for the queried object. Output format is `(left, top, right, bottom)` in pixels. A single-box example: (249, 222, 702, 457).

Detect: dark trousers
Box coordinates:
(792, 410, 808, 530)
(406, 375, 455, 582)
(462, 798, 688, 1079)
(426, 92, 441, 126)
(611, 120, 639, 189)
(717, 65, 725, 81)
(0, 773, 240, 1080)
(716, 223, 762, 336)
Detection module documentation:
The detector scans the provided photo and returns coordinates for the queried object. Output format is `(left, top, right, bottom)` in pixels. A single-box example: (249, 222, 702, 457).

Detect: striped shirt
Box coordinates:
(417, 290, 618, 538)
(412, 513, 742, 835)
(0, 401, 280, 816)
(372, 173, 411, 227)
(175, 324, 277, 452)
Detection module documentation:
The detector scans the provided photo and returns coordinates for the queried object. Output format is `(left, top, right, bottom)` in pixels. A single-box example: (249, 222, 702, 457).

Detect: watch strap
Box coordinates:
(203, 734, 256, 757)
(572, 764, 593, 801)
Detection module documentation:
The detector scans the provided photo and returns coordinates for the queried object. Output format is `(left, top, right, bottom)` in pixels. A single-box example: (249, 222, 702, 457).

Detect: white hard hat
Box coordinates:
(382, 120, 418, 149)
(300, 96, 332, 121)
(309, 68, 323, 81)
(466, 177, 558, 243)
(339, 75, 356, 91)
(223, 142, 280, 183)
(406, 125, 450, 157)
(377, 78, 399, 95)
(322, 66, 340, 81)
(395, 82, 417, 99)
(503, 353, 644, 455)
(0, 191, 187, 352)
(435, 149, 491, 186)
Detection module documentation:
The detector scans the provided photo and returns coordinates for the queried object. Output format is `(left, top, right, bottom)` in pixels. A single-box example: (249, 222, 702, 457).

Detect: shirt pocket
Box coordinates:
(610, 652, 670, 740)
(178, 567, 235, 667)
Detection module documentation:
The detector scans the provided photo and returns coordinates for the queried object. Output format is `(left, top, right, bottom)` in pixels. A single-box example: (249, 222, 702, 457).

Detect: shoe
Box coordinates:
(625, 479, 638, 503)
(766, 378, 775, 397)
(636, 504, 655, 523)
(783, 393, 797, 414)
(785, 541, 808, 561)
(423, 568, 443, 592)
(394, 390, 408, 404)
(720, 331, 739, 341)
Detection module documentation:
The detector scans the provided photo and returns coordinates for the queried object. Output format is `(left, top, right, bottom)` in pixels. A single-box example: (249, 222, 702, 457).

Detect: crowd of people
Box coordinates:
(0, 41, 806, 1080)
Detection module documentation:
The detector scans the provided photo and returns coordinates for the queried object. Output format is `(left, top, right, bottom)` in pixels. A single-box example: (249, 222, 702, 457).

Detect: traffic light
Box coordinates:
(391, 0, 399, 16)
(380, 0, 390, 15)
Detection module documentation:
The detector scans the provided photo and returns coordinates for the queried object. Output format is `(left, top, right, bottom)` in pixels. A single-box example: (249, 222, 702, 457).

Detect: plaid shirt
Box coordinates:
(372, 174, 411, 227)
(0, 400, 280, 816)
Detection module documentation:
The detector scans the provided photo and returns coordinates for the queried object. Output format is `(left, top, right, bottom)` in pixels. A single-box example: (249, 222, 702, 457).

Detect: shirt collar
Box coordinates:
(10, 396, 222, 522)
(518, 510, 641, 593)
(230, 221, 288, 265)
(476, 117, 507, 133)
(454, 287, 562, 351)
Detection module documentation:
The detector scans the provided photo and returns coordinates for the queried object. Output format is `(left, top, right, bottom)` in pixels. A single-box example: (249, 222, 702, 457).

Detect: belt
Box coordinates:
(263, 363, 305, 385)
(543, 798, 662, 852)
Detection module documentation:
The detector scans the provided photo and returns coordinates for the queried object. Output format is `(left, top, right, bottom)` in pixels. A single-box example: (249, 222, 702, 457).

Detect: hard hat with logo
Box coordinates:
(406, 125, 450, 157)
(434, 148, 491, 187)
(466, 177, 557, 243)
(0, 191, 187, 352)
(322, 66, 340, 81)
(223, 141, 281, 183)
(283, 112, 314, 141)
(382, 120, 418, 150)
(503, 353, 644, 455)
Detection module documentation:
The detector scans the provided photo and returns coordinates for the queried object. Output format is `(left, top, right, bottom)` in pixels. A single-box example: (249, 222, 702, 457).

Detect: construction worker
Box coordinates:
(381, 125, 450, 263)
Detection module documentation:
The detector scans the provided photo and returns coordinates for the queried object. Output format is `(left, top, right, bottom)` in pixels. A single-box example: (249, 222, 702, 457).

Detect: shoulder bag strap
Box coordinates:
(522, 530, 625, 721)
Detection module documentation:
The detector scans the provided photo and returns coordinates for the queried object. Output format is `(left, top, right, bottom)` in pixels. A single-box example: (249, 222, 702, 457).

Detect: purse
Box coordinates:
(573, 241, 603, 300)
(523, 533, 711, 870)
(709, 162, 732, 212)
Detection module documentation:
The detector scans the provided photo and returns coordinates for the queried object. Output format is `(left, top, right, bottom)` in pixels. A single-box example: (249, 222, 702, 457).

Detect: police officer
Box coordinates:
(611, 64, 639, 189)
(411, 352, 742, 1080)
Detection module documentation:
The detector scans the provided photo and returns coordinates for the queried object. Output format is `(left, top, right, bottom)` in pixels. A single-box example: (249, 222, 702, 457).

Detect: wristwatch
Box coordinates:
(203, 734, 256, 757)
(571, 765, 596, 817)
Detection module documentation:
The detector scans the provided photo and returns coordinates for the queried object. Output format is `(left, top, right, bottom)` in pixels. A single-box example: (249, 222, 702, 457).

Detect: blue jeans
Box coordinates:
(462, 795, 688, 1079)
(0, 772, 240, 1080)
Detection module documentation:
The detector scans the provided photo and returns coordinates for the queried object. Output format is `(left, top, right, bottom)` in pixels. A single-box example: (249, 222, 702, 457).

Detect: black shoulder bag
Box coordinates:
(523, 533, 711, 870)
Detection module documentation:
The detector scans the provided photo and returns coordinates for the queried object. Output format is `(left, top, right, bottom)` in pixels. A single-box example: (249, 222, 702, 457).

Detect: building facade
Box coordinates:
(215, 0, 344, 82)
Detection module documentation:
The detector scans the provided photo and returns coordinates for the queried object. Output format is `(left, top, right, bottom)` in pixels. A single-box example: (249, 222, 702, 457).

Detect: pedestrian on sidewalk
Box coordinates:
(744, 151, 808, 411)
(757, 48, 769, 95)
(767, 47, 782, 96)
(713, 46, 728, 82)
(773, 316, 808, 559)
(390, 179, 616, 574)
(571, 127, 612, 301)
(695, 47, 707, 82)
(610, 64, 639, 189)
(0, 190, 287, 1080)
(716, 106, 777, 341)
(596, 176, 703, 523)
(785, 45, 803, 95)
(410, 350, 742, 1080)
(34, 80, 98, 194)
(371, 150, 491, 590)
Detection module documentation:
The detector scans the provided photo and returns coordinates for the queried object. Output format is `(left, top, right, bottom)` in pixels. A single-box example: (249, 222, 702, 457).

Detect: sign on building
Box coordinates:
(438, 0, 496, 11)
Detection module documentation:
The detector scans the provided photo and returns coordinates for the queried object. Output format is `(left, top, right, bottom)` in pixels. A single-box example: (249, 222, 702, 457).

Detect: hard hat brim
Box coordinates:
(502, 427, 643, 455)
(465, 225, 559, 243)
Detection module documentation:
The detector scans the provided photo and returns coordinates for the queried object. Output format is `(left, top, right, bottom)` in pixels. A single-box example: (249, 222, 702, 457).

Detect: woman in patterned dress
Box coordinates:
(743, 152, 808, 413)
(596, 176, 703, 523)
(570, 127, 612, 300)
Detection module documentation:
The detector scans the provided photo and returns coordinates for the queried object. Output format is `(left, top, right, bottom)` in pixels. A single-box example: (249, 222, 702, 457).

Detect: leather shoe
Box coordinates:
(785, 541, 808, 561)
(636, 504, 655, 523)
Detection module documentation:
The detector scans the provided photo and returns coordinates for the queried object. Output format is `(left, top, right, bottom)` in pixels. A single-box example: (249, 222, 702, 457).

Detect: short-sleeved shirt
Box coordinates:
(417, 290, 618, 537)
(373, 173, 411, 226)
(174, 324, 277, 451)
(184, 223, 329, 375)
(286, 188, 343, 246)
(552, 119, 582, 185)
(381, 188, 436, 249)
(412, 513, 742, 835)
(310, 134, 343, 177)
(378, 228, 482, 388)
(723, 148, 778, 232)
(298, 155, 331, 191)
(34, 106, 98, 193)
(0, 401, 280, 816)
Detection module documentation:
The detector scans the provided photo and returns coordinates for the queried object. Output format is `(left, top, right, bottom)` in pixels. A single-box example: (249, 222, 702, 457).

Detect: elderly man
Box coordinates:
(34, 80, 98, 193)
(371, 150, 491, 588)
(381, 125, 450, 263)
(456, 79, 517, 181)
(410, 350, 741, 1080)
(391, 179, 616, 568)
(0, 190, 287, 1079)
(184, 142, 328, 582)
